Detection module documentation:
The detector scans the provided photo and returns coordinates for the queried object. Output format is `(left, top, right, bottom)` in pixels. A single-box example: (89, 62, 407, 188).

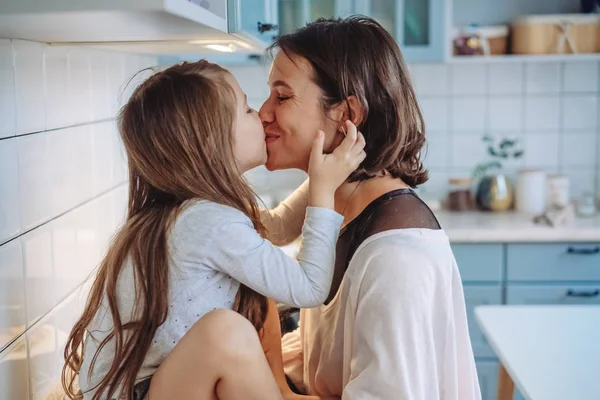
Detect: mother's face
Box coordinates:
(259, 52, 340, 172)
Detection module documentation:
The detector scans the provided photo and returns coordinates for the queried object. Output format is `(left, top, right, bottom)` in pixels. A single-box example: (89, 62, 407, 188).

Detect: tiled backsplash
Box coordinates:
(229, 59, 600, 204)
(0, 38, 155, 399)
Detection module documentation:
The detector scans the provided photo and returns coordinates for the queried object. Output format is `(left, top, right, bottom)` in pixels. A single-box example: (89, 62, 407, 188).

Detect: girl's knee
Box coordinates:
(189, 309, 261, 355)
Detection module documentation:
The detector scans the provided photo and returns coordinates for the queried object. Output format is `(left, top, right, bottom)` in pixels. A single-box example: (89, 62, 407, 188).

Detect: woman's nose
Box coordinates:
(259, 99, 274, 125)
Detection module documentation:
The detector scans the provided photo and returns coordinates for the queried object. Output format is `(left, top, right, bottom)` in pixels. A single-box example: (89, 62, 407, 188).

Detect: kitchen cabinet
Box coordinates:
(355, 0, 448, 62)
(457, 241, 600, 399)
(278, 0, 353, 35)
(464, 286, 502, 358)
(228, 0, 279, 46)
(476, 361, 499, 400)
(507, 243, 600, 282)
(277, 0, 448, 62)
(0, 0, 275, 54)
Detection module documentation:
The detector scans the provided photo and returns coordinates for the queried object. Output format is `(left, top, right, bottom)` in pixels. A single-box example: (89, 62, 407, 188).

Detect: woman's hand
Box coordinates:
(307, 120, 366, 210)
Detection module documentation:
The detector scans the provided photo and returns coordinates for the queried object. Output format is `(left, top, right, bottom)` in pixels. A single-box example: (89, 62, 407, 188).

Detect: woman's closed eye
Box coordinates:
(276, 96, 290, 102)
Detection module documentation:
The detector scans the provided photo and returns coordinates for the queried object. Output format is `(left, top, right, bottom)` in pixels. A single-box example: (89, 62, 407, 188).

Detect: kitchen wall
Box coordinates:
(229, 59, 600, 205)
(0, 39, 156, 399)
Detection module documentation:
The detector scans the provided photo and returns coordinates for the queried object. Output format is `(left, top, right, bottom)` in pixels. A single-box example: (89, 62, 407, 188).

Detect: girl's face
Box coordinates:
(226, 74, 268, 173)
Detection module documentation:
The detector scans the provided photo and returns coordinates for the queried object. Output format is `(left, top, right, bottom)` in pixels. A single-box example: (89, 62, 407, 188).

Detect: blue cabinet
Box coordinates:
(507, 243, 600, 282)
(476, 361, 499, 400)
(276, 0, 448, 63)
(355, 0, 448, 62)
(453, 241, 600, 400)
(452, 244, 503, 282)
(464, 286, 502, 358)
(507, 285, 600, 305)
(228, 0, 279, 45)
(278, 0, 352, 35)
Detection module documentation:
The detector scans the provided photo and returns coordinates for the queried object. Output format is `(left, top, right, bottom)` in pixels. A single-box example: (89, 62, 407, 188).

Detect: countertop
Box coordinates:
(279, 211, 600, 249)
(435, 210, 600, 243)
(475, 305, 600, 400)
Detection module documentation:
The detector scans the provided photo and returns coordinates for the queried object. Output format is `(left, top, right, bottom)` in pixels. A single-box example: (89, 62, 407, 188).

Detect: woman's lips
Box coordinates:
(265, 134, 280, 144)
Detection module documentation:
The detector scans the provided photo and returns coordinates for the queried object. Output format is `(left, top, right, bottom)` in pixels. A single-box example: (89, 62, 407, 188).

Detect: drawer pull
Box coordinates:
(566, 289, 600, 298)
(566, 246, 600, 255)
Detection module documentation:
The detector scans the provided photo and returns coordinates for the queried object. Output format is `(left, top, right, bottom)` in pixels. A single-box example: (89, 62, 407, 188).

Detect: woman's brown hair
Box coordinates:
(62, 60, 268, 400)
(270, 15, 428, 187)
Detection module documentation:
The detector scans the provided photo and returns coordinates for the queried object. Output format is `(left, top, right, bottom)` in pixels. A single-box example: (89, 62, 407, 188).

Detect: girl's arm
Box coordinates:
(259, 180, 309, 247)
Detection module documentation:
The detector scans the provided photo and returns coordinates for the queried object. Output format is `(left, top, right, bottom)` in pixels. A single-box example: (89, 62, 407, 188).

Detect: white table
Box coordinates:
(475, 305, 600, 400)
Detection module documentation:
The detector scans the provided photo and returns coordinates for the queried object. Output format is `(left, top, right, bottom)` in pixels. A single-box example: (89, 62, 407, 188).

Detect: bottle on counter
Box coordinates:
(446, 177, 473, 211)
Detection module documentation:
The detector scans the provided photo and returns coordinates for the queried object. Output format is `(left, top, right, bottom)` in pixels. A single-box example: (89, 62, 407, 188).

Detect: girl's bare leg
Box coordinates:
(148, 308, 283, 400)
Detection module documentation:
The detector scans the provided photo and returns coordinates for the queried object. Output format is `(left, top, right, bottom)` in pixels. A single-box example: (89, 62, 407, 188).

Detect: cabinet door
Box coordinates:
(507, 243, 600, 282)
(507, 285, 600, 305)
(278, 0, 352, 35)
(355, 0, 447, 62)
(452, 244, 503, 283)
(228, 0, 278, 44)
(476, 361, 499, 400)
(463, 286, 502, 358)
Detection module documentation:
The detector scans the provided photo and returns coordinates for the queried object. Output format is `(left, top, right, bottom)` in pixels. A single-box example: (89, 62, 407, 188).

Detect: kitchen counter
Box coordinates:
(436, 211, 600, 243)
(278, 211, 600, 253)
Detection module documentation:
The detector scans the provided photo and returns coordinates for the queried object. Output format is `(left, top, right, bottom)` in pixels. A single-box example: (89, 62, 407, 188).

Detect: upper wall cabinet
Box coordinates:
(228, 0, 280, 46)
(277, 0, 448, 63)
(0, 0, 277, 53)
(278, 0, 353, 35)
(355, 0, 448, 63)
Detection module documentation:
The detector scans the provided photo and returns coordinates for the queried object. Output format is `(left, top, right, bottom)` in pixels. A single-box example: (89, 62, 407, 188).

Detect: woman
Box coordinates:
(258, 16, 481, 400)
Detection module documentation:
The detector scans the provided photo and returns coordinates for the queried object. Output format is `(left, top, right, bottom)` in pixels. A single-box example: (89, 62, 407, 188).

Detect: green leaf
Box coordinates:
(499, 139, 515, 149)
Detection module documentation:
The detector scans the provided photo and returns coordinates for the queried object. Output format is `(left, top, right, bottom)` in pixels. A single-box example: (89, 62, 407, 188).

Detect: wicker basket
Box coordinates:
(512, 14, 600, 55)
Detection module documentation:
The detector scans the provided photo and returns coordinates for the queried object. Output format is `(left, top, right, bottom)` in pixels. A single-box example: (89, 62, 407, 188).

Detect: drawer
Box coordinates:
(452, 244, 503, 282)
(476, 361, 499, 400)
(507, 243, 600, 282)
(463, 286, 503, 358)
(507, 285, 600, 305)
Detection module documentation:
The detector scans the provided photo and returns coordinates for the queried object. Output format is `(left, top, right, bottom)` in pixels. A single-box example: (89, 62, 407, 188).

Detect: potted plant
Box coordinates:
(472, 135, 524, 211)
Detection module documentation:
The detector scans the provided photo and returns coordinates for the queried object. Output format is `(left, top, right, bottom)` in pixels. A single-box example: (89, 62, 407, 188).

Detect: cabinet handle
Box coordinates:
(566, 246, 600, 255)
(566, 289, 600, 298)
(258, 22, 278, 33)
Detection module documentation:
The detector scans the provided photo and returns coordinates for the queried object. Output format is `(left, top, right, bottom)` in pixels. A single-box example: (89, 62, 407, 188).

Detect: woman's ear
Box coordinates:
(345, 95, 365, 126)
(332, 95, 365, 128)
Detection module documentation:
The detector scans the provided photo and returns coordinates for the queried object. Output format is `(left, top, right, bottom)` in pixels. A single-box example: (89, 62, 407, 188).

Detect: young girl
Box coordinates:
(62, 60, 365, 400)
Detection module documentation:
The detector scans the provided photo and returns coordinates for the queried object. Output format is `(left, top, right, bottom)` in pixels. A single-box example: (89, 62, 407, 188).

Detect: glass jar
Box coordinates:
(447, 177, 473, 211)
(577, 192, 597, 217)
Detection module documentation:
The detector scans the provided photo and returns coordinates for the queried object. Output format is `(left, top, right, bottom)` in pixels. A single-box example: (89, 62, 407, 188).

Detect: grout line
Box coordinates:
(0, 182, 128, 248)
(557, 61, 565, 175)
(0, 118, 116, 141)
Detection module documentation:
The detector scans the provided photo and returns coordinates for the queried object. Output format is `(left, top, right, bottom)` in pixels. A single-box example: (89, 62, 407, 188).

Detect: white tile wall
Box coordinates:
(0, 38, 155, 399)
(0, 40, 16, 139)
(0, 238, 26, 351)
(228, 59, 600, 204)
(0, 138, 21, 242)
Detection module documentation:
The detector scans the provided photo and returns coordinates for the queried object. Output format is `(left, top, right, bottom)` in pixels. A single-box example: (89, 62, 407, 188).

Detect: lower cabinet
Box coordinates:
(456, 242, 600, 400)
(475, 361, 499, 400)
